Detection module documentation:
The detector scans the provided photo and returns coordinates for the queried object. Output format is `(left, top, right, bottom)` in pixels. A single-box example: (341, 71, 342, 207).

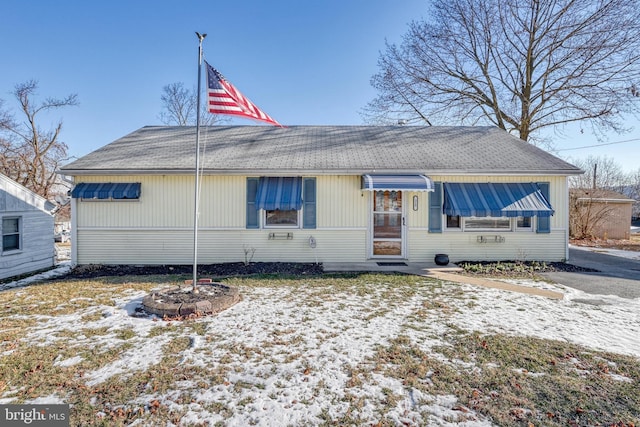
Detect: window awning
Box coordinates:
(361, 175, 434, 191)
(71, 182, 141, 199)
(255, 177, 303, 210)
(443, 182, 554, 218)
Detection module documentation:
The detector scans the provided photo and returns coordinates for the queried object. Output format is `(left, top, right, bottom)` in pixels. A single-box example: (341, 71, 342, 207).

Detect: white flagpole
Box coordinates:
(192, 32, 207, 293)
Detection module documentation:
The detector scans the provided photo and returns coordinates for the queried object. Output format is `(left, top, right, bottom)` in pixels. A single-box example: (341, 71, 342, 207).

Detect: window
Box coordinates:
(445, 215, 533, 231)
(247, 177, 316, 229)
(2, 217, 21, 252)
(446, 215, 461, 229)
(464, 216, 511, 230)
(517, 216, 533, 230)
(441, 182, 553, 234)
(71, 182, 141, 201)
(265, 209, 299, 227)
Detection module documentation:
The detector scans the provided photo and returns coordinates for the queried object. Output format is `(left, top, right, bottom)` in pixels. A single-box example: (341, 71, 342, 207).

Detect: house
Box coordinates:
(1, 173, 56, 280)
(569, 188, 636, 240)
(58, 126, 583, 266)
(620, 185, 640, 221)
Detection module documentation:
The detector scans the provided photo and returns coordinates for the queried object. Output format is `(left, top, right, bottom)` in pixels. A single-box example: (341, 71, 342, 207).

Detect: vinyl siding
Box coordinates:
(75, 175, 245, 228)
(74, 175, 369, 264)
(76, 229, 367, 264)
(72, 174, 569, 264)
(316, 176, 367, 227)
(75, 175, 366, 229)
(407, 192, 429, 229)
(407, 229, 567, 262)
(1, 210, 55, 280)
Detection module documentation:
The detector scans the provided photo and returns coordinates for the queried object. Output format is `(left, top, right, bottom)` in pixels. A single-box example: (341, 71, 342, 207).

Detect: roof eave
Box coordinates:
(58, 167, 584, 177)
(1, 174, 56, 215)
(576, 197, 636, 203)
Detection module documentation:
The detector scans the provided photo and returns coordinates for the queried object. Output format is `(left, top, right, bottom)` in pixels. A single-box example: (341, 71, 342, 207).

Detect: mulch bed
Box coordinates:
(56, 260, 599, 281)
(456, 260, 599, 277)
(59, 262, 325, 280)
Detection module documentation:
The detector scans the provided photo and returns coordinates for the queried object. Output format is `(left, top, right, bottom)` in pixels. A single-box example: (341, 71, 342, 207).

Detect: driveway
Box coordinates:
(541, 247, 640, 299)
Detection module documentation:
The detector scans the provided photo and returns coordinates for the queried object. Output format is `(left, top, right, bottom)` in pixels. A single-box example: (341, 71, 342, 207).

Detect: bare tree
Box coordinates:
(568, 156, 637, 238)
(159, 82, 224, 126)
(0, 99, 13, 130)
(569, 189, 618, 239)
(364, 0, 640, 144)
(568, 155, 627, 191)
(626, 168, 640, 219)
(0, 81, 78, 199)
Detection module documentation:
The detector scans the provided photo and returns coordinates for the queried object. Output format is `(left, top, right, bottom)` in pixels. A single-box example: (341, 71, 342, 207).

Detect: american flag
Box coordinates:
(206, 61, 281, 126)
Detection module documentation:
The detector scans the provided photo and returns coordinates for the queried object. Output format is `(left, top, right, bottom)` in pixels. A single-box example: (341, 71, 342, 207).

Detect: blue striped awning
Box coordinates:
(71, 182, 141, 200)
(255, 177, 303, 210)
(361, 175, 434, 191)
(443, 182, 554, 217)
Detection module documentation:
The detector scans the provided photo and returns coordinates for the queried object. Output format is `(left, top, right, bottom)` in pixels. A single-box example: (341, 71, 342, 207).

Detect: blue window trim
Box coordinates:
(428, 181, 443, 233)
(247, 177, 316, 229)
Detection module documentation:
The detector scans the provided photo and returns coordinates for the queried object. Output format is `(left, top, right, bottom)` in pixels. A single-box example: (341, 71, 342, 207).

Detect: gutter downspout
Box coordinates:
(70, 196, 77, 266)
(61, 175, 78, 267)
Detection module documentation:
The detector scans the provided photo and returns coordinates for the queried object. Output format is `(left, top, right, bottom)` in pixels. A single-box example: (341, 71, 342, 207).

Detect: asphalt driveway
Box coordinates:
(541, 247, 640, 299)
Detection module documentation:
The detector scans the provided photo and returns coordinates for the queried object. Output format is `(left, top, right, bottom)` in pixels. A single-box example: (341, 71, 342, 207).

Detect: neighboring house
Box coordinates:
(58, 126, 582, 265)
(0, 173, 56, 280)
(620, 185, 640, 221)
(569, 189, 636, 240)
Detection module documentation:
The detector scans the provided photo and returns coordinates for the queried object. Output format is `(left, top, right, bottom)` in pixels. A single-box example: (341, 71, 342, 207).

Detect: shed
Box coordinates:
(1, 174, 56, 280)
(570, 189, 636, 240)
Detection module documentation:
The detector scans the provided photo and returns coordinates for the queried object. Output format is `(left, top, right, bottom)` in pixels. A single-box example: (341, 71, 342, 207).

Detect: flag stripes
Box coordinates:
(206, 61, 281, 126)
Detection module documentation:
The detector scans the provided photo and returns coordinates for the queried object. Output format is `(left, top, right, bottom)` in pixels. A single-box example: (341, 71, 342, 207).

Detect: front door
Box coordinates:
(371, 190, 404, 257)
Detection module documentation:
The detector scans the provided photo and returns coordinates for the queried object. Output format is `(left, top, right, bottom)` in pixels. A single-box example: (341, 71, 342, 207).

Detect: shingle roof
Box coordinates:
(60, 125, 582, 176)
(1, 173, 56, 213)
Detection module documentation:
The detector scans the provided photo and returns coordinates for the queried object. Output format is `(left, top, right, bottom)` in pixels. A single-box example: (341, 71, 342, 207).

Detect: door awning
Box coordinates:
(71, 182, 141, 199)
(361, 175, 434, 191)
(256, 177, 303, 210)
(443, 182, 554, 217)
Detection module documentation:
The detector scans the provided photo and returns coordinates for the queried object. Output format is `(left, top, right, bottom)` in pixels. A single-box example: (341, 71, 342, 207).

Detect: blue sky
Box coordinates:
(1, 0, 638, 173)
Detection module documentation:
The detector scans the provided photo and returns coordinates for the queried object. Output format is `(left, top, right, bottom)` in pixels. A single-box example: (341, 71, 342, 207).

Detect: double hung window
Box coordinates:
(2, 217, 21, 252)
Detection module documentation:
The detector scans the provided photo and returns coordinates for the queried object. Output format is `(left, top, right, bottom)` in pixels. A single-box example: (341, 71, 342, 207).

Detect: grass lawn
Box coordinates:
(1, 273, 638, 426)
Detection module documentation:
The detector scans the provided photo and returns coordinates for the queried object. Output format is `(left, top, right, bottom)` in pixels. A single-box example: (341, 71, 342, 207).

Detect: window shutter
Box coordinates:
(536, 182, 551, 233)
(429, 181, 443, 233)
(246, 177, 259, 229)
(303, 178, 316, 229)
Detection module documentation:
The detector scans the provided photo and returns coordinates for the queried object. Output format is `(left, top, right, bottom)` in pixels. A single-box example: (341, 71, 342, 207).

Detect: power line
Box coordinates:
(556, 138, 640, 152)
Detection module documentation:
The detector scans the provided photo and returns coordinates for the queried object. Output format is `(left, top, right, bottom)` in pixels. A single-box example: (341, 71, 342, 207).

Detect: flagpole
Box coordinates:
(192, 31, 207, 293)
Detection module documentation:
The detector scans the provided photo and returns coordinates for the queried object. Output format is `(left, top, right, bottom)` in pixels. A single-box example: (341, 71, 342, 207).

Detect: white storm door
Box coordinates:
(371, 190, 405, 257)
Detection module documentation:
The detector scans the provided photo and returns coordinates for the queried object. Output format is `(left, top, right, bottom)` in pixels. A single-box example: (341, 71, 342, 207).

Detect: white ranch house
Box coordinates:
(1, 173, 56, 280)
(59, 126, 582, 266)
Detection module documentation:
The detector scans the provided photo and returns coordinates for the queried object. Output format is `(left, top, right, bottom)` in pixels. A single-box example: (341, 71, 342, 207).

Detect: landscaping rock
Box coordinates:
(142, 282, 241, 318)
